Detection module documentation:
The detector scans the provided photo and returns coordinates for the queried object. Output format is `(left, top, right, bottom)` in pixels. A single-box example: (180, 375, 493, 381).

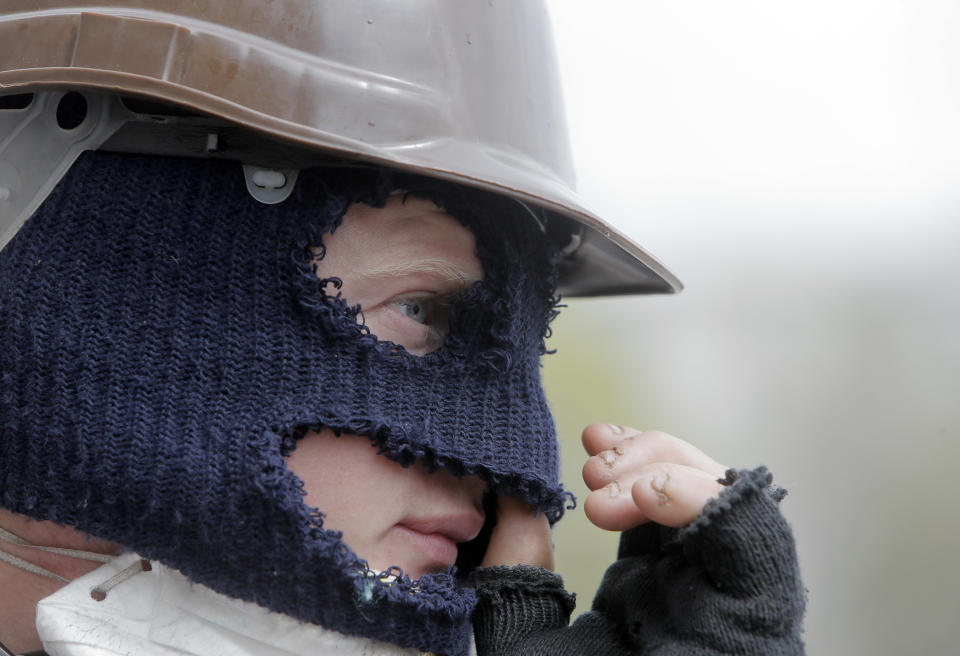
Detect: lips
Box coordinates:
(394, 512, 485, 571)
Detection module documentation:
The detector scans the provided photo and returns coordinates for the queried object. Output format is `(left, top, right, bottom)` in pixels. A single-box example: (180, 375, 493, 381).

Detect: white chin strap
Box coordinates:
(35, 554, 426, 656)
(0, 527, 435, 656)
(0, 527, 114, 581)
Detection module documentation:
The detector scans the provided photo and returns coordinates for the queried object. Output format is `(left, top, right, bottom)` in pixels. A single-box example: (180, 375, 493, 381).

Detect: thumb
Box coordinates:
(481, 495, 554, 570)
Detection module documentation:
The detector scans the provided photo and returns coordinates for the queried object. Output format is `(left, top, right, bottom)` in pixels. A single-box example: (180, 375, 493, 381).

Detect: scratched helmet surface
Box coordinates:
(0, 0, 680, 296)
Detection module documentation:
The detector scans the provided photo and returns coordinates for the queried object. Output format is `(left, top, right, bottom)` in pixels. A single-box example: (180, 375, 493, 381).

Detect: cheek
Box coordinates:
(285, 430, 407, 533)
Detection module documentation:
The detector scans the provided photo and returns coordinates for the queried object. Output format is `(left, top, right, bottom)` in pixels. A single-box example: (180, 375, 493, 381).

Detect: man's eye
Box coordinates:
(395, 299, 429, 324)
(382, 295, 455, 354)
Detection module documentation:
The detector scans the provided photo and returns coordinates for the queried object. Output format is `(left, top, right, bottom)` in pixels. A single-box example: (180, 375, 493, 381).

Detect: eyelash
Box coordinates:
(387, 295, 453, 327)
(382, 294, 456, 354)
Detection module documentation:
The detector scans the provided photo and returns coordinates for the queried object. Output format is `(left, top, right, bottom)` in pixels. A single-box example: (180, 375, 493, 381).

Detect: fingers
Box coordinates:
(582, 422, 639, 456)
(584, 463, 725, 530)
(581, 424, 728, 531)
(631, 464, 726, 528)
(582, 424, 727, 490)
(481, 495, 554, 570)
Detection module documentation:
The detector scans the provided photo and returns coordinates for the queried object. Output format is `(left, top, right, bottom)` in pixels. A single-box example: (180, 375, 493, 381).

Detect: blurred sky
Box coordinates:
(546, 3, 960, 654)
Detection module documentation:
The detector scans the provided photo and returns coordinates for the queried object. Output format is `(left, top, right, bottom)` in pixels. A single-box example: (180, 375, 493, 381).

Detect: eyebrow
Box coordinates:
(357, 258, 479, 285)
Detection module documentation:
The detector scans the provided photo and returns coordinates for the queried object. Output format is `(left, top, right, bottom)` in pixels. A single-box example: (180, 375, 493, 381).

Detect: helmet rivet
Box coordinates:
(251, 170, 287, 189)
(242, 165, 299, 205)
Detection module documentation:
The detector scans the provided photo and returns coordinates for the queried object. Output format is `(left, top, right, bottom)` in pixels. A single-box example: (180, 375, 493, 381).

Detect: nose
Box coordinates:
(415, 464, 487, 514)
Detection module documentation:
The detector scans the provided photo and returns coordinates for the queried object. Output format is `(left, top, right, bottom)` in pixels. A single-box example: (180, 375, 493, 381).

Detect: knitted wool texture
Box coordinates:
(0, 151, 568, 656)
(470, 468, 806, 655)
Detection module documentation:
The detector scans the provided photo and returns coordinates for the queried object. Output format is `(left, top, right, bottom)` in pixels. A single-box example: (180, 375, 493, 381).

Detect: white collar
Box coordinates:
(36, 553, 435, 656)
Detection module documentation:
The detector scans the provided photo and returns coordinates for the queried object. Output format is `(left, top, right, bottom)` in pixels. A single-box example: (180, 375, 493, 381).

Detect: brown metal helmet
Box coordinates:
(0, 0, 680, 296)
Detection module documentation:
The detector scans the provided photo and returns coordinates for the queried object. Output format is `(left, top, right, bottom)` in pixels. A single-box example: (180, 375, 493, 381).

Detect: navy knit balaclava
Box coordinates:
(0, 151, 568, 656)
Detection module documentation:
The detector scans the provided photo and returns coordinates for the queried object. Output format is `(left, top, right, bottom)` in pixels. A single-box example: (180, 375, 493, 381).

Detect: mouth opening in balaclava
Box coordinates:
(0, 151, 572, 656)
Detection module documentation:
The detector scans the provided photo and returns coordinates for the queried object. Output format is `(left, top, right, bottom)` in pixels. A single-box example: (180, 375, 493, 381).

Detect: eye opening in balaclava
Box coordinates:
(290, 167, 563, 367)
(305, 189, 480, 359)
(0, 151, 572, 656)
(282, 167, 571, 567)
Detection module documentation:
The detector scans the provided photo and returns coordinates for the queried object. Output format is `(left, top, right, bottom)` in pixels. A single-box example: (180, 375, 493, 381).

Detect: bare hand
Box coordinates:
(481, 495, 554, 570)
(581, 423, 728, 531)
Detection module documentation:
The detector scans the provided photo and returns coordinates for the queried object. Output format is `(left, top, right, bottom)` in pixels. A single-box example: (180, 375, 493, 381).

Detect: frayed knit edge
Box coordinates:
(292, 222, 490, 371)
(346, 562, 478, 616)
(388, 183, 562, 364)
(285, 167, 453, 368)
(681, 466, 784, 541)
(288, 171, 563, 374)
(287, 416, 574, 525)
(293, 236, 553, 375)
(377, 436, 575, 525)
(261, 431, 475, 621)
(252, 426, 462, 612)
(275, 415, 573, 605)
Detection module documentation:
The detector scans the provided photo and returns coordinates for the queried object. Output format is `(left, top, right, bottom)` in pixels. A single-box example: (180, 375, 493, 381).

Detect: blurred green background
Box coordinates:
(548, 2, 960, 654)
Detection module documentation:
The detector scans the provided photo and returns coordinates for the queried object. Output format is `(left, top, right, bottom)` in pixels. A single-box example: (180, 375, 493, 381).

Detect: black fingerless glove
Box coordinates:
(470, 467, 805, 655)
(470, 565, 630, 656)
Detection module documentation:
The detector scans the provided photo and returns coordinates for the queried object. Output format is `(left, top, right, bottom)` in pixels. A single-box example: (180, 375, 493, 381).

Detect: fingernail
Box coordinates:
(599, 450, 617, 467)
(606, 423, 624, 435)
(649, 473, 670, 506)
(605, 480, 622, 498)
